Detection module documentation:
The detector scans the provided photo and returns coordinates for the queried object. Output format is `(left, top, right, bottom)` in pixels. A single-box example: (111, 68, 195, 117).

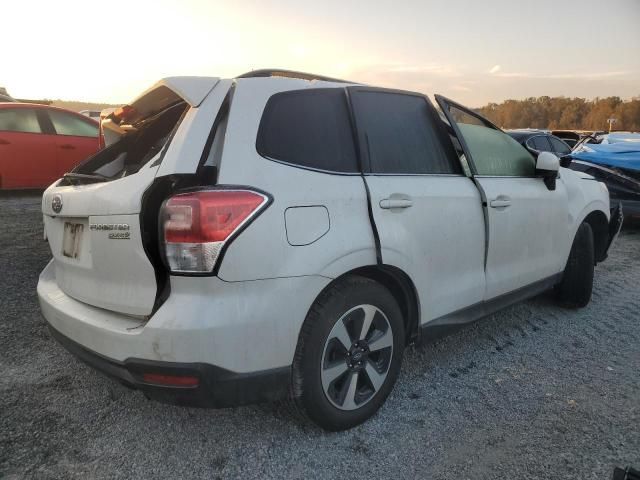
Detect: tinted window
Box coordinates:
(0, 108, 41, 133)
(351, 91, 460, 174)
(443, 104, 535, 177)
(257, 89, 357, 173)
(528, 135, 552, 152)
(549, 136, 571, 155)
(48, 110, 98, 137)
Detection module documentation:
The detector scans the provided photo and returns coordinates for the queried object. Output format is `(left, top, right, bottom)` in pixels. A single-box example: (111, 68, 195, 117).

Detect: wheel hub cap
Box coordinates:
(320, 304, 394, 411)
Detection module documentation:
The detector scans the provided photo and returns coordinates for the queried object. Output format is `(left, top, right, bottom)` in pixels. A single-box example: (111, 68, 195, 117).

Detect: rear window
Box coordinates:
(66, 102, 188, 183)
(0, 108, 41, 133)
(256, 88, 358, 173)
(48, 110, 98, 137)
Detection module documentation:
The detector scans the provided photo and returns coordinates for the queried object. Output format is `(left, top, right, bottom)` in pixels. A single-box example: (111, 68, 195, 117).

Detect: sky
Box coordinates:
(2, 0, 639, 106)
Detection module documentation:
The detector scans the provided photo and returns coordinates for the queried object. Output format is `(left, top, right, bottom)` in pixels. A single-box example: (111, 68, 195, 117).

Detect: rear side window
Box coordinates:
(528, 135, 552, 152)
(48, 110, 98, 137)
(257, 88, 358, 173)
(350, 91, 461, 174)
(0, 108, 41, 133)
(549, 136, 571, 155)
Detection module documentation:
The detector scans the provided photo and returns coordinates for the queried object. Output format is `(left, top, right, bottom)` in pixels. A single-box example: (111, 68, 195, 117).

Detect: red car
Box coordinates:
(0, 103, 101, 189)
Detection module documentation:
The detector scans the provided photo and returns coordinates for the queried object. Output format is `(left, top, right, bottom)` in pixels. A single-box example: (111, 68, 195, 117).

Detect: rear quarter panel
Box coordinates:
(214, 78, 377, 282)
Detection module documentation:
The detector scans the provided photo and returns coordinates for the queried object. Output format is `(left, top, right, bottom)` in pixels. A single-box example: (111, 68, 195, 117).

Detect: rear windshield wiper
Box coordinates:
(63, 172, 110, 183)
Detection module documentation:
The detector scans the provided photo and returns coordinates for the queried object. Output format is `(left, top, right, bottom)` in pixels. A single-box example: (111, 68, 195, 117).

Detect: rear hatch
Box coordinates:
(42, 77, 229, 316)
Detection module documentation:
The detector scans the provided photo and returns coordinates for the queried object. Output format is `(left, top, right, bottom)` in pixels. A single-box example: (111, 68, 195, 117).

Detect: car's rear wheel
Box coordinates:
(291, 275, 405, 431)
(557, 222, 595, 308)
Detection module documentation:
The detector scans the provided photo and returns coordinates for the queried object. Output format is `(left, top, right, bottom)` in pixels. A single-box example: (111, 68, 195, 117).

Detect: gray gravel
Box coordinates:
(1, 193, 639, 480)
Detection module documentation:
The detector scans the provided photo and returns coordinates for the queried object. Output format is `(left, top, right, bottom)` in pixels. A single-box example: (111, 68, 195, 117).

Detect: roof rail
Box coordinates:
(236, 69, 353, 84)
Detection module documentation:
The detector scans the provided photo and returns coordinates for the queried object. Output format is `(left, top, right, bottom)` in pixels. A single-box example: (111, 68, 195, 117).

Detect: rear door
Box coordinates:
(41, 109, 100, 179)
(0, 107, 56, 188)
(349, 88, 486, 322)
(436, 96, 569, 300)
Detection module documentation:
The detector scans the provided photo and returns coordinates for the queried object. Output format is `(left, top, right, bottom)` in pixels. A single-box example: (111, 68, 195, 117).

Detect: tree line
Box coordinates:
(475, 96, 640, 131)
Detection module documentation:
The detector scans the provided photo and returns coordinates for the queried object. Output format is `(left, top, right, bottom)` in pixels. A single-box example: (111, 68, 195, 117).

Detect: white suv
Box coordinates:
(38, 70, 622, 430)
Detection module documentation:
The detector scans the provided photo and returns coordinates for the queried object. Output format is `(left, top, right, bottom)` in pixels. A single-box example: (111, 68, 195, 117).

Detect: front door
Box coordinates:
(349, 87, 486, 322)
(436, 96, 569, 300)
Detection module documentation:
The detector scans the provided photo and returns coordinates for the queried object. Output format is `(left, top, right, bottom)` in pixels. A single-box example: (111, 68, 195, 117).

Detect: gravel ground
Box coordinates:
(1, 193, 639, 480)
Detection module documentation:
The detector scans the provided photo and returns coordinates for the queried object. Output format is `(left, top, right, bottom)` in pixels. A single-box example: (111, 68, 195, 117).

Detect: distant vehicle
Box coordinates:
(0, 103, 101, 189)
(79, 110, 101, 121)
(551, 130, 581, 149)
(573, 132, 640, 151)
(506, 129, 572, 158)
(569, 142, 640, 216)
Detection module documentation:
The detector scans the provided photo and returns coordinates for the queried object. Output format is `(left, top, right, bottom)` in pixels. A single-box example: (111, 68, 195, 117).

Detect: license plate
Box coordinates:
(62, 223, 83, 258)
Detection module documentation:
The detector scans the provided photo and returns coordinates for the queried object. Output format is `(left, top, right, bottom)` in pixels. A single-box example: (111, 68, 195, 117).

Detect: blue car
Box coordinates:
(570, 138, 640, 216)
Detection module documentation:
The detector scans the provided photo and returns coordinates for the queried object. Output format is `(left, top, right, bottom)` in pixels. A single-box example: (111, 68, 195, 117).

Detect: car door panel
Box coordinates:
(475, 176, 568, 298)
(0, 107, 56, 188)
(348, 88, 486, 324)
(54, 135, 100, 179)
(436, 95, 569, 301)
(366, 175, 486, 321)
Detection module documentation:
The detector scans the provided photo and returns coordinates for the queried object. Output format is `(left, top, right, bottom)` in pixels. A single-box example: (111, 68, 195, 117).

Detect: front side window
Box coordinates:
(439, 101, 535, 177)
(48, 110, 98, 137)
(257, 88, 358, 173)
(0, 108, 41, 133)
(350, 90, 460, 174)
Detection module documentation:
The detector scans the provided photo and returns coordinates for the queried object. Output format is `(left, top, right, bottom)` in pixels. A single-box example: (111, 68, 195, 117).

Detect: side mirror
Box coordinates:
(559, 155, 572, 168)
(536, 151, 560, 191)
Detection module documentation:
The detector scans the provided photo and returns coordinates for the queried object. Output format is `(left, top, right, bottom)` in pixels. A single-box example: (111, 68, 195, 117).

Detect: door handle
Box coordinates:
(380, 198, 413, 209)
(0, 138, 10, 145)
(489, 197, 511, 208)
(59, 144, 76, 150)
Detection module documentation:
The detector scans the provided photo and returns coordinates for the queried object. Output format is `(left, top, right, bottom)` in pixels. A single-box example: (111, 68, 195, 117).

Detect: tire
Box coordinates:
(291, 275, 405, 431)
(557, 222, 595, 308)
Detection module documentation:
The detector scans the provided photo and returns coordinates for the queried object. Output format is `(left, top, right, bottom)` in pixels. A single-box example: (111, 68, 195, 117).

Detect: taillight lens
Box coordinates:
(161, 189, 268, 273)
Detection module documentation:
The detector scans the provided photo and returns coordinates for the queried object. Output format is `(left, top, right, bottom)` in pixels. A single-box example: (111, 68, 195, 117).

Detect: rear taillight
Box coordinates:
(161, 189, 269, 273)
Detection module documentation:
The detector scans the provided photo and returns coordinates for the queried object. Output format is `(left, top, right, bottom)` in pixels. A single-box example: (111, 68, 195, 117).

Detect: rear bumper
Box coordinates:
(38, 259, 331, 406)
(47, 323, 289, 407)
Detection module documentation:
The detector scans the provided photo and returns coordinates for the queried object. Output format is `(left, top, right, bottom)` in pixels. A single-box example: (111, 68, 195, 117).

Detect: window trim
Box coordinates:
(255, 87, 360, 175)
(435, 94, 538, 179)
(347, 86, 464, 176)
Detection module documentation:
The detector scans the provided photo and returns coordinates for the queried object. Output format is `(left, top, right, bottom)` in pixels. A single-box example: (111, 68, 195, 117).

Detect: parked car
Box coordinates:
(573, 131, 640, 151)
(0, 103, 100, 189)
(37, 71, 621, 431)
(569, 142, 640, 216)
(507, 129, 573, 158)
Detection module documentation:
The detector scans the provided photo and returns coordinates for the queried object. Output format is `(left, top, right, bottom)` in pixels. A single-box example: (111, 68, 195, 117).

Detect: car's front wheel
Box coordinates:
(557, 222, 595, 308)
(291, 275, 405, 431)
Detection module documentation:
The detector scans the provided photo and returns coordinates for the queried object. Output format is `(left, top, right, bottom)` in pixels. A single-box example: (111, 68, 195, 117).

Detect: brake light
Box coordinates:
(161, 189, 268, 273)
